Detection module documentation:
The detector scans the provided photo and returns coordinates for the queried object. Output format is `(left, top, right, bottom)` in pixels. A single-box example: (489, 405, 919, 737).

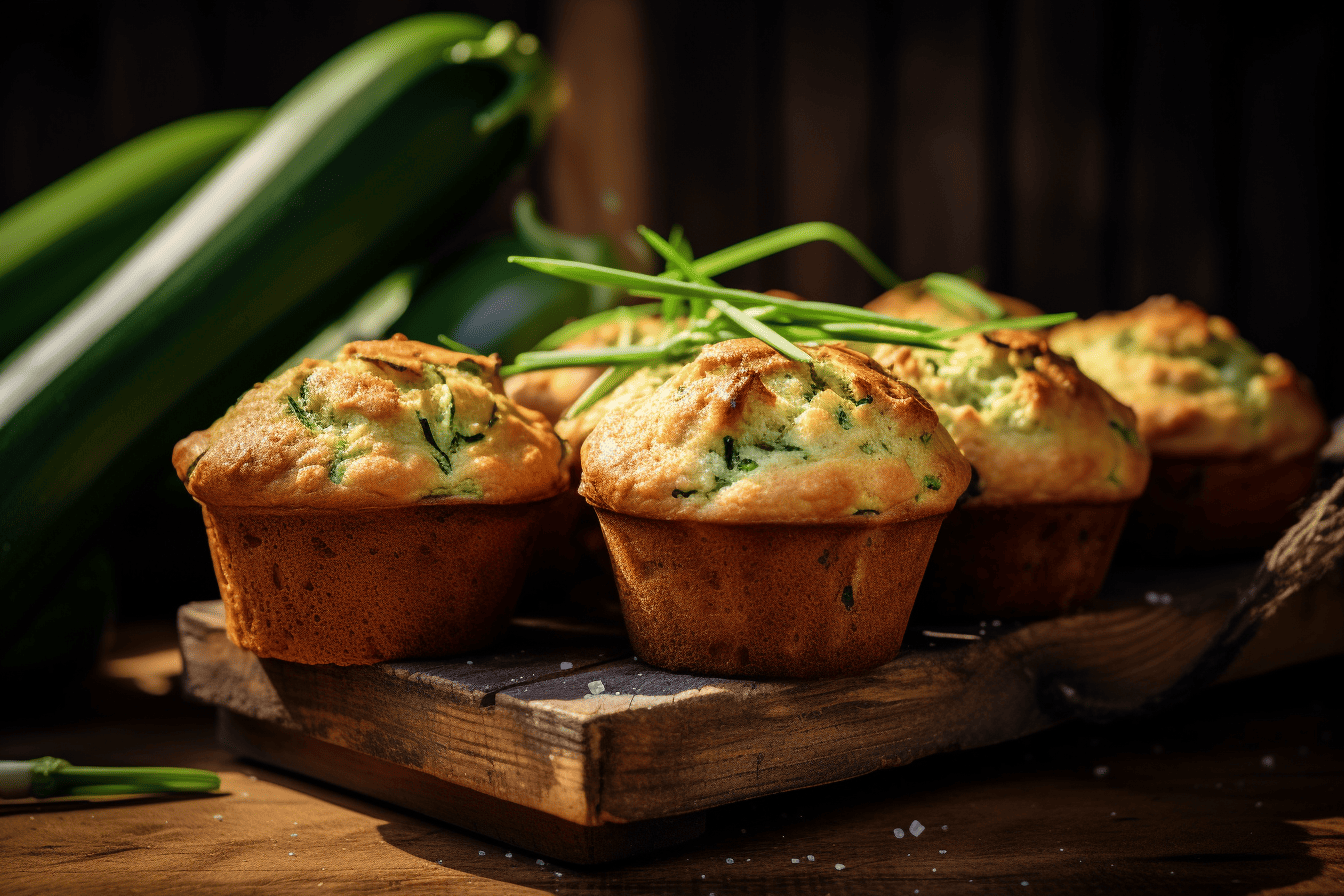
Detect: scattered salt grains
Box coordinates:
(560, 662, 573, 670)
(537, 859, 546, 866)
(894, 828, 905, 838)
(939, 850, 947, 854)
(1261, 755, 1275, 769)
(588, 680, 605, 695)
(792, 858, 800, 864)
(910, 819, 925, 837)
(835, 864, 845, 870)
(1094, 765, 1109, 777)
(807, 855, 815, 862)
(291, 833, 298, 838)
(505, 852, 512, 858)
(1145, 590, 1173, 606)
(992, 619, 1001, 627)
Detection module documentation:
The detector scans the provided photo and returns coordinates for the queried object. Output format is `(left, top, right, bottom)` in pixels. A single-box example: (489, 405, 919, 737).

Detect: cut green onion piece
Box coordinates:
(923, 312, 1077, 341)
(710, 299, 811, 363)
(922, 272, 1005, 320)
(691, 222, 900, 289)
(565, 363, 641, 418)
(639, 225, 713, 286)
(1, 757, 221, 799)
(437, 334, 480, 354)
(506, 342, 670, 373)
(526, 304, 662, 353)
(509, 258, 940, 335)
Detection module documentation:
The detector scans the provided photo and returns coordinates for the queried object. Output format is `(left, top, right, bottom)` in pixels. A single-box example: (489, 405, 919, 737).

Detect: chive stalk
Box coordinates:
(0, 757, 220, 799)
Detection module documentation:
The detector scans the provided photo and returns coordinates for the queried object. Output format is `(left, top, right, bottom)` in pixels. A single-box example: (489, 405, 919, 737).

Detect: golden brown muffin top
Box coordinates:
(1049, 295, 1327, 461)
(579, 339, 972, 524)
(872, 331, 1150, 506)
(504, 312, 672, 423)
(173, 335, 568, 509)
(865, 279, 1043, 328)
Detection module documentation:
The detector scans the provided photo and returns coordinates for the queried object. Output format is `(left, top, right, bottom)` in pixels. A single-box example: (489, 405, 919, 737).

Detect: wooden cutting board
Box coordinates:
(178, 556, 1344, 865)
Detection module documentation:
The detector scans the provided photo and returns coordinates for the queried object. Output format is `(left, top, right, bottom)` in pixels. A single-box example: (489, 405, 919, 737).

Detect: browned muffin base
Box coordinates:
(1121, 451, 1318, 560)
(202, 500, 548, 665)
(916, 501, 1131, 619)
(595, 510, 947, 678)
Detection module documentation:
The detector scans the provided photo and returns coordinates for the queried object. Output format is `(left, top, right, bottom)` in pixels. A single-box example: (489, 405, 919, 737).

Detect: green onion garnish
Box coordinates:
(498, 225, 1075, 417)
(1, 757, 220, 799)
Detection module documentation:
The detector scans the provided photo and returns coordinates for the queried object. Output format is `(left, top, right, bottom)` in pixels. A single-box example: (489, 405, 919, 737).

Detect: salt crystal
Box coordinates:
(726, 858, 734, 864)
(560, 662, 573, 670)
(939, 849, 947, 854)
(992, 619, 1001, 627)
(537, 859, 546, 866)
(1094, 765, 1109, 778)
(478, 850, 485, 856)
(941, 825, 947, 830)
(894, 828, 905, 838)
(588, 680, 605, 695)
(241, 792, 249, 798)
(289, 852, 295, 857)
(291, 833, 298, 838)
(213, 815, 223, 821)
(1021, 881, 1030, 886)
(466, 660, 473, 665)
(1261, 755, 1275, 769)
(835, 863, 845, 870)
(554, 872, 562, 877)
(505, 852, 512, 858)
(807, 855, 815, 861)
(910, 820, 925, 837)
(792, 858, 800, 863)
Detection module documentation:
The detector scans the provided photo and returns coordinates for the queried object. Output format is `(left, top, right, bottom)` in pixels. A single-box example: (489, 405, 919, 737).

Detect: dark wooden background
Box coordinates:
(4, 0, 1337, 410)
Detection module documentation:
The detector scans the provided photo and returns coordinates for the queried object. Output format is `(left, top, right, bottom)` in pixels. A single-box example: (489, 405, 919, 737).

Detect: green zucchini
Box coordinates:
(0, 14, 556, 653)
(386, 192, 620, 361)
(0, 109, 265, 362)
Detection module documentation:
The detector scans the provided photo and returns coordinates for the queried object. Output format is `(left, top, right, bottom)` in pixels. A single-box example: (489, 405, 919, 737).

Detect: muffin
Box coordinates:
(1050, 295, 1328, 557)
(172, 335, 568, 665)
(579, 338, 972, 678)
(866, 278, 1044, 328)
(504, 311, 672, 423)
(871, 330, 1150, 617)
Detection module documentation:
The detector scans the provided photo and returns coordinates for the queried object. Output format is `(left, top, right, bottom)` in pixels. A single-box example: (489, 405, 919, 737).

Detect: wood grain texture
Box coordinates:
(4, 633, 1343, 892)
(180, 561, 1344, 851)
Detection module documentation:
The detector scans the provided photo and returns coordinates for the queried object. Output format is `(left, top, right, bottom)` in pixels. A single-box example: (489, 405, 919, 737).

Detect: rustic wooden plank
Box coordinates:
(184, 562, 1344, 838)
(217, 710, 705, 865)
(180, 602, 628, 826)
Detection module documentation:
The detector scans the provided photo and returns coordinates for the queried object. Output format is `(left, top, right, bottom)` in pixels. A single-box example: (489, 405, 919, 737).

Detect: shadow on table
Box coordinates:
(371, 655, 1340, 895)
(0, 791, 226, 818)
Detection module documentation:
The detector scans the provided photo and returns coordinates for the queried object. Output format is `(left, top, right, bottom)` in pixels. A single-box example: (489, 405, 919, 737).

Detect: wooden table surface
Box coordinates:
(2, 622, 1341, 895)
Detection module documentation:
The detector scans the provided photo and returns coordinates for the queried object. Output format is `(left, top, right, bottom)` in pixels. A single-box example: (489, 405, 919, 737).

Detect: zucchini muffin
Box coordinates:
(504, 311, 672, 423)
(1050, 295, 1327, 556)
(580, 338, 972, 678)
(871, 331, 1150, 616)
(173, 335, 568, 665)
